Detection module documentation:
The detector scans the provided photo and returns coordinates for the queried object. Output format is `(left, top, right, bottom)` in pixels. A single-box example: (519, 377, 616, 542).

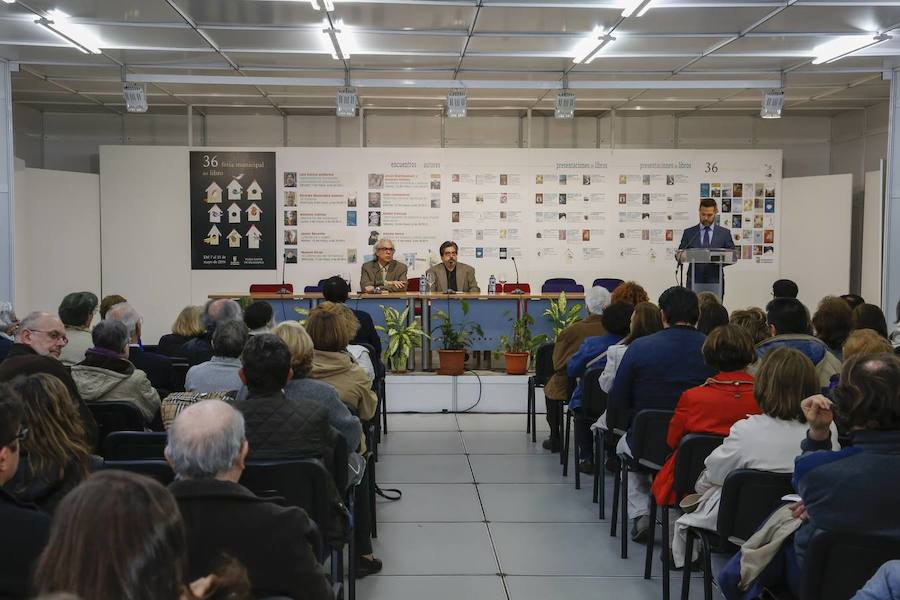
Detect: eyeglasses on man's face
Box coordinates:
(378, 247, 395, 253)
(28, 329, 68, 344)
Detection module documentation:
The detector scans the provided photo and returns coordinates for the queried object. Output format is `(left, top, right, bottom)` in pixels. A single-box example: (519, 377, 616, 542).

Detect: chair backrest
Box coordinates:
(407, 276, 420, 292)
(87, 401, 146, 443)
(103, 431, 167, 460)
(581, 367, 607, 419)
(716, 469, 794, 545)
(103, 460, 175, 485)
(541, 278, 584, 294)
(249, 284, 294, 294)
(500, 283, 531, 294)
(672, 434, 724, 500)
(533, 342, 555, 385)
(303, 286, 321, 293)
(592, 278, 624, 293)
(630, 409, 674, 470)
(801, 530, 900, 600)
(170, 360, 189, 392)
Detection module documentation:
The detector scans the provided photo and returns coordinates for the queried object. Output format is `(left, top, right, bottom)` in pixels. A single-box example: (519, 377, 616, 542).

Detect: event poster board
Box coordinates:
(189, 151, 276, 270)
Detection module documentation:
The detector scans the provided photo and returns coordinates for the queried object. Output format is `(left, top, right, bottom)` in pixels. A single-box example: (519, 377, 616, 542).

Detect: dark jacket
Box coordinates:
(546, 314, 606, 401)
(157, 333, 194, 358)
(6, 453, 102, 514)
(128, 346, 175, 394)
(0, 337, 13, 364)
(351, 308, 382, 362)
(0, 344, 98, 448)
(0, 486, 50, 599)
(609, 325, 714, 446)
(170, 479, 332, 600)
(566, 332, 624, 411)
(180, 332, 214, 366)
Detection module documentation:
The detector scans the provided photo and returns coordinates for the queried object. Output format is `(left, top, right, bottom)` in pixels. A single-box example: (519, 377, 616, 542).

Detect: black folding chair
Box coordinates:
(561, 368, 605, 491)
(681, 469, 794, 600)
(102, 431, 167, 460)
(799, 530, 900, 600)
(102, 459, 175, 484)
(645, 433, 724, 600)
(87, 401, 146, 446)
(610, 409, 673, 559)
(527, 342, 555, 443)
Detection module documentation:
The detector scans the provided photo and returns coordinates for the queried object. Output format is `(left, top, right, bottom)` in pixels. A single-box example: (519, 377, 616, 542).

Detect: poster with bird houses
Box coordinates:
(190, 151, 276, 269)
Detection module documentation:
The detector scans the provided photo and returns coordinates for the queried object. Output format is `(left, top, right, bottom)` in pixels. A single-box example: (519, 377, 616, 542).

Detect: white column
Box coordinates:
(0, 61, 15, 303)
(883, 69, 900, 314)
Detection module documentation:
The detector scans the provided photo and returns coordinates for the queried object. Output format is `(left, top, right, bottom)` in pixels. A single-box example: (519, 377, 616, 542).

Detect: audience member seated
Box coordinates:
(697, 301, 729, 335)
(0, 312, 97, 447)
(651, 324, 760, 507)
(71, 320, 160, 424)
(610, 286, 715, 543)
(772, 278, 799, 299)
(598, 302, 663, 394)
(786, 353, 900, 594)
(321, 276, 382, 363)
(729, 307, 770, 345)
(892, 300, 900, 349)
(182, 299, 242, 366)
(0, 301, 17, 363)
(158, 305, 205, 357)
(98, 294, 126, 319)
(610, 280, 650, 307)
(166, 400, 332, 600)
(269, 321, 362, 454)
(543, 285, 610, 453)
(106, 302, 173, 393)
(33, 470, 251, 600)
(7, 374, 98, 514)
(813, 295, 854, 359)
(243, 301, 273, 335)
(306, 302, 378, 423)
(852, 560, 900, 600)
(671, 346, 838, 568)
(751, 297, 841, 388)
(841, 293, 866, 311)
(697, 291, 720, 311)
(57, 292, 98, 366)
(185, 320, 249, 394)
(0, 382, 50, 599)
(853, 303, 890, 339)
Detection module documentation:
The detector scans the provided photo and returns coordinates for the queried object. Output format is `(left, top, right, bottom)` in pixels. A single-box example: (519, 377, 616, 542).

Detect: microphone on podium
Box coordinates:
(510, 257, 525, 294)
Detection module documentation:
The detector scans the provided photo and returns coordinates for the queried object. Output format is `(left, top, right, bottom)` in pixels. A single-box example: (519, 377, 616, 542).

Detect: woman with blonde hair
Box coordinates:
(8, 373, 100, 513)
(159, 306, 205, 357)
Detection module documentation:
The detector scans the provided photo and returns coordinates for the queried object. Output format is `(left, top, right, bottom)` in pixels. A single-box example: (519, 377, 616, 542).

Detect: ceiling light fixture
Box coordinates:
(621, 0, 653, 18)
(571, 27, 616, 64)
(447, 89, 467, 118)
(336, 86, 357, 117)
(322, 19, 351, 60)
(122, 82, 148, 113)
(811, 34, 890, 64)
(556, 90, 576, 119)
(35, 9, 102, 54)
(2, 1, 15, 4)
(760, 88, 784, 119)
(309, 0, 335, 11)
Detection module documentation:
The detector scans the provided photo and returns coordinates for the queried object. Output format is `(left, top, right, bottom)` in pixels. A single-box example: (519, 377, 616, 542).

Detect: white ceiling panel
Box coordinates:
(754, 5, 900, 34)
(8, 0, 182, 22)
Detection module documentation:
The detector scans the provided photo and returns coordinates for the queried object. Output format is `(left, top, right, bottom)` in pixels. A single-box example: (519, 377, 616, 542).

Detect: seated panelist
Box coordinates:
(359, 238, 408, 294)
(426, 241, 480, 293)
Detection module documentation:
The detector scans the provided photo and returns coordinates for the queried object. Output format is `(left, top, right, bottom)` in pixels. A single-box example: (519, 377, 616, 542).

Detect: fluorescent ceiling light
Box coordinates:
(571, 27, 616, 65)
(2, 1, 15, 4)
(555, 90, 576, 119)
(447, 89, 467, 118)
(309, 0, 334, 11)
(621, 0, 653, 18)
(760, 88, 783, 119)
(811, 34, 890, 64)
(322, 19, 351, 60)
(35, 9, 102, 54)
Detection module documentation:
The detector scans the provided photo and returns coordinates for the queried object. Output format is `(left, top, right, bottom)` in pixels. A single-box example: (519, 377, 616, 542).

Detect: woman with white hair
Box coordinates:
(0, 301, 17, 362)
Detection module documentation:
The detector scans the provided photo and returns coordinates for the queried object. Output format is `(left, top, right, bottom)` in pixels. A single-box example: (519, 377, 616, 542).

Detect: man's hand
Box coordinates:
(801, 394, 833, 440)
(789, 501, 809, 521)
(385, 280, 405, 290)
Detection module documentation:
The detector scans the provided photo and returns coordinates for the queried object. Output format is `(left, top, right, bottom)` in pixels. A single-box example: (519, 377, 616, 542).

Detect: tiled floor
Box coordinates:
(361, 413, 720, 600)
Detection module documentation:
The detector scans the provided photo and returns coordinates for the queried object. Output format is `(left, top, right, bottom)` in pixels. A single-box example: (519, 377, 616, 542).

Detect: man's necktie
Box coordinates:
(703, 227, 710, 248)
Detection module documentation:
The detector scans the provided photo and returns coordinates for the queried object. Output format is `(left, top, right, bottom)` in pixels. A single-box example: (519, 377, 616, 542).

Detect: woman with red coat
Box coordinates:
(650, 324, 762, 505)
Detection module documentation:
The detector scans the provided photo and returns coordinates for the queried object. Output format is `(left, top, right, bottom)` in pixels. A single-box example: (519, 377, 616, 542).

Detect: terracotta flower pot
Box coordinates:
(504, 352, 529, 375)
(437, 349, 466, 375)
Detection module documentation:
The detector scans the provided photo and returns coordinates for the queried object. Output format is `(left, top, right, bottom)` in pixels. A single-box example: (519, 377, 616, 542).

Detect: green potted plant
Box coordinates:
(432, 299, 483, 375)
(496, 312, 548, 375)
(543, 291, 583, 341)
(375, 305, 429, 373)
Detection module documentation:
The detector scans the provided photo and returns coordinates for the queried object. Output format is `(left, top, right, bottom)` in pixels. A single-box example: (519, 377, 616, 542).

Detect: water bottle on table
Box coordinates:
(420, 272, 427, 294)
(489, 274, 496, 295)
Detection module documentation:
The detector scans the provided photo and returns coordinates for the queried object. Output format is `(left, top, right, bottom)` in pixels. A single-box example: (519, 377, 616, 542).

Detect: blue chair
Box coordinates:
(592, 278, 624, 293)
(541, 278, 584, 293)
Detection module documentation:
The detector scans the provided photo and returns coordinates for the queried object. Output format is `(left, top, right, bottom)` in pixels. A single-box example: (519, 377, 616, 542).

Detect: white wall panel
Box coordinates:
(678, 116, 754, 148)
(287, 115, 360, 146)
(13, 105, 42, 168)
(205, 115, 284, 147)
(615, 115, 675, 148)
(861, 170, 883, 303)
(43, 113, 122, 173)
(445, 116, 521, 147)
(365, 114, 441, 147)
(531, 116, 598, 148)
(125, 114, 199, 146)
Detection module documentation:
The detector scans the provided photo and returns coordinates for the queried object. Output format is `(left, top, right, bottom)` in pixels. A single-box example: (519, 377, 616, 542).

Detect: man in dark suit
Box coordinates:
(321, 275, 382, 363)
(106, 302, 175, 394)
(677, 198, 735, 297)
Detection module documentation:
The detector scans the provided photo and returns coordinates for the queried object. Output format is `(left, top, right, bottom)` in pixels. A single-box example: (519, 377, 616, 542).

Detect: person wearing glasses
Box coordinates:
(0, 311, 98, 448)
(359, 238, 408, 293)
(0, 382, 51, 599)
(426, 241, 480, 293)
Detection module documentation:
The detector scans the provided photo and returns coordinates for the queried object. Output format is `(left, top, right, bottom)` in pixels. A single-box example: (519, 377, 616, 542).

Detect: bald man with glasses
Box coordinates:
(360, 238, 408, 293)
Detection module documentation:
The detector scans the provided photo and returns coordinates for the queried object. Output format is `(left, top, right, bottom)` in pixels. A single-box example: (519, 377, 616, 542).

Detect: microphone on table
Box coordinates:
(277, 257, 290, 295)
(510, 257, 525, 294)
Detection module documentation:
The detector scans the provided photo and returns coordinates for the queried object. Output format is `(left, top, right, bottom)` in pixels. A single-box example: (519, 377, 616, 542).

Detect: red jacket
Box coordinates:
(650, 371, 761, 505)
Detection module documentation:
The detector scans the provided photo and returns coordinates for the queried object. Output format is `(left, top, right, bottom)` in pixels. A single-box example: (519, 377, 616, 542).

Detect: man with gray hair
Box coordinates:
(359, 237, 408, 293)
(542, 285, 611, 453)
(0, 301, 17, 362)
(106, 301, 173, 393)
(181, 298, 243, 365)
(71, 320, 160, 424)
(185, 320, 249, 393)
(166, 400, 332, 600)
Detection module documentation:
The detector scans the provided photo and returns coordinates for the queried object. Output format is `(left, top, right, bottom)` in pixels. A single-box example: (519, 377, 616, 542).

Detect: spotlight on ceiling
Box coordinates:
(760, 89, 784, 119)
(811, 34, 891, 64)
(621, 0, 653, 18)
(336, 86, 358, 117)
(555, 90, 576, 119)
(122, 82, 148, 113)
(447, 89, 467, 118)
(571, 27, 616, 65)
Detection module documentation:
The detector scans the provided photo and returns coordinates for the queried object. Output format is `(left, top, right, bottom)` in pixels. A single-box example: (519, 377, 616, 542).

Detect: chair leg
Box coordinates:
(562, 409, 570, 475)
(610, 453, 620, 536)
(592, 428, 600, 504)
(368, 456, 377, 539)
(680, 529, 694, 600)
(702, 536, 713, 600)
(527, 377, 533, 436)
(621, 461, 629, 559)
(381, 379, 388, 437)
(644, 494, 657, 579)
(558, 402, 567, 466)
(346, 491, 356, 600)
(662, 505, 670, 600)
(574, 417, 581, 490)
